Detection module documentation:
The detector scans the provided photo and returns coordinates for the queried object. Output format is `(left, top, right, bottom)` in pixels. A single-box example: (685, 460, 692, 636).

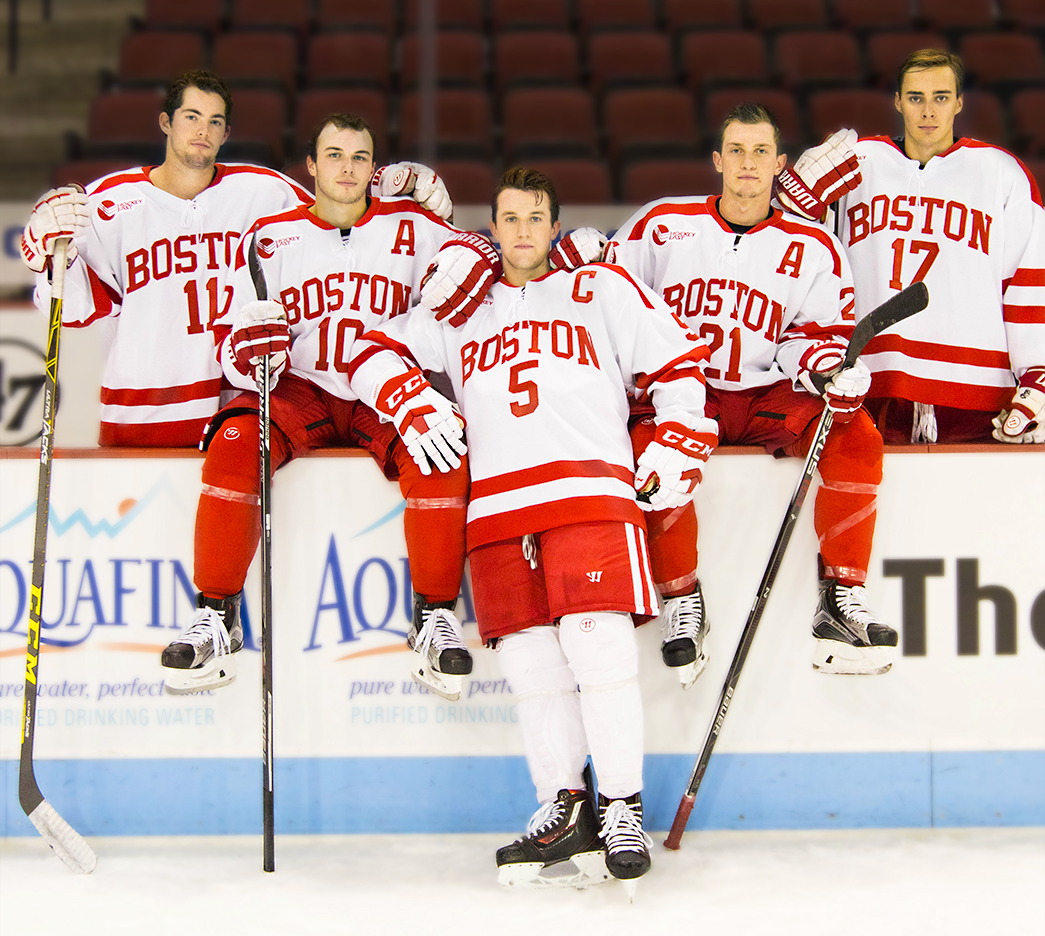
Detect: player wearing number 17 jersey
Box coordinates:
(608, 103, 896, 676)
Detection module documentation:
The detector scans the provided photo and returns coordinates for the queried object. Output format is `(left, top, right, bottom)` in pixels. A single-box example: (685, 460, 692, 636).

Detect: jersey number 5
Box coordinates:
(509, 361, 539, 416)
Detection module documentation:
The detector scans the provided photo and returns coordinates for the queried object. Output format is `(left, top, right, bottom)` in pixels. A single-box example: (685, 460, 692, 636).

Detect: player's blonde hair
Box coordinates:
(897, 49, 965, 94)
(492, 168, 560, 223)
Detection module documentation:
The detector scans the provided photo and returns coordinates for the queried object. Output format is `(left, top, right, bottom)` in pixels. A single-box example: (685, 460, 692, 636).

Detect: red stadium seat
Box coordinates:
(1011, 89, 1045, 156)
(83, 89, 166, 160)
(775, 31, 863, 88)
(212, 31, 300, 92)
(587, 32, 674, 95)
(53, 159, 141, 189)
(807, 89, 899, 141)
(832, 0, 913, 30)
(435, 160, 497, 205)
(526, 158, 613, 204)
(490, 0, 570, 31)
(403, 0, 484, 31)
(960, 32, 1045, 86)
(603, 88, 699, 164)
(866, 32, 950, 88)
(305, 33, 392, 89)
(117, 30, 206, 85)
(663, 0, 743, 33)
(493, 31, 581, 90)
(398, 90, 494, 159)
(222, 89, 288, 166)
(502, 88, 599, 161)
(620, 159, 722, 204)
(293, 89, 388, 158)
(954, 89, 1005, 145)
(281, 160, 314, 190)
(575, 0, 656, 35)
(315, 0, 397, 35)
(144, 0, 223, 33)
(1002, 0, 1045, 29)
(747, 0, 827, 31)
(680, 31, 770, 89)
(918, 0, 996, 32)
(703, 88, 803, 149)
(230, 0, 312, 33)
(399, 31, 486, 88)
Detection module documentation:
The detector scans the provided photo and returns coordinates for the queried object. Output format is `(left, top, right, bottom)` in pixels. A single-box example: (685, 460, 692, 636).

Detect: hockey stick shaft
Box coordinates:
(664, 282, 929, 851)
(19, 237, 98, 874)
(249, 234, 276, 872)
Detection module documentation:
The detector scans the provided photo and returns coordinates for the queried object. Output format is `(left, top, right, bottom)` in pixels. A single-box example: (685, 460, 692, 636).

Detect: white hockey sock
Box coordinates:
(496, 626, 588, 803)
(558, 612, 643, 799)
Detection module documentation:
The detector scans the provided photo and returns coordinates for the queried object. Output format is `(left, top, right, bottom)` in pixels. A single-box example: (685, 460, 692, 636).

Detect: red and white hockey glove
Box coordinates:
(634, 421, 716, 511)
(993, 367, 1045, 444)
(371, 161, 453, 221)
(231, 300, 290, 387)
(420, 233, 503, 327)
(20, 185, 89, 273)
(797, 342, 869, 422)
(374, 367, 467, 474)
(775, 129, 861, 222)
(549, 227, 607, 271)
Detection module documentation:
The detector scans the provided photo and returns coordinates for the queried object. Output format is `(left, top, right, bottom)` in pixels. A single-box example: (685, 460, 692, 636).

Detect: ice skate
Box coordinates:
(161, 593, 243, 694)
(599, 793, 652, 902)
(409, 595, 472, 701)
(659, 582, 709, 689)
(812, 573, 897, 675)
(496, 787, 610, 889)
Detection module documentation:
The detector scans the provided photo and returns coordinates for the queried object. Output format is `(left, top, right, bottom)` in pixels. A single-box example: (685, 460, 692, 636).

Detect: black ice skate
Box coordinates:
(812, 567, 897, 675)
(659, 582, 709, 690)
(496, 787, 610, 889)
(408, 594, 472, 701)
(599, 792, 652, 902)
(161, 593, 243, 694)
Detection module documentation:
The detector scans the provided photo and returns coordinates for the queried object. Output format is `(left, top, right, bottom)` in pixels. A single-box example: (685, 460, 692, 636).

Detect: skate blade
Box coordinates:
(675, 648, 709, 690)
(622, 878, 638, 903)
(410, 660, 464, 701)
(813, 639, 893, 675)
(162, 655, 237, 695)
(498, 851, 611, 889)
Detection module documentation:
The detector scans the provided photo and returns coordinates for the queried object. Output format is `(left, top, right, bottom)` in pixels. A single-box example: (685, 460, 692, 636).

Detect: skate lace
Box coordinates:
(601, 800, 652, 855)
(522, 800, 565, 840)
(176, 607, 231, 657)
(833, 585, 878, 626)
(416, 608, 467, 657)
(660, 593, 704, 643)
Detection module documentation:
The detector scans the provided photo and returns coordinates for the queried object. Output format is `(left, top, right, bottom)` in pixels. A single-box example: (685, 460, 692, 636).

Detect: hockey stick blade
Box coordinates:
(27, 801, 98, 874)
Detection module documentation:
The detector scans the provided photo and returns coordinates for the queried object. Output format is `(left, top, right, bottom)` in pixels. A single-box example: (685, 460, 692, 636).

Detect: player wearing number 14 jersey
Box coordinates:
(607, 104, 896, 675)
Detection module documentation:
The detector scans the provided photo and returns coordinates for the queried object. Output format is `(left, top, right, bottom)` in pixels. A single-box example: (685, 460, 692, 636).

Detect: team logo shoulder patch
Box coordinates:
(256, 235, 299, 259)
(652, 223, 697, 246)
(97, 197, 143, 221)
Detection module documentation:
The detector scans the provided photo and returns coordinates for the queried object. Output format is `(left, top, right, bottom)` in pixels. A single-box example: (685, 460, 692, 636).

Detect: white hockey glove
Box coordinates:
(373, 366, 467, 475)
(230, 300, 290, 387)
(775, 129, 861, 222)
(634, 422, 716, 511)
(797, 342, 869, 423)
(371, 162, 454, 221)
(548, 227, 607, 271)
(420, 232, 503, 327)
(993, 367, 1045, 444)
(20, 185, 90, 273)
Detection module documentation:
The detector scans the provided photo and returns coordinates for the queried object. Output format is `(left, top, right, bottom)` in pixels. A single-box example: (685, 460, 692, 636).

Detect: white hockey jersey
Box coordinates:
(834, 137, 1045, 411)
(222, 198, 457, 398)
(348, 264, 715, 551)
(34, 164, 312, 446)
(606, 196, 856, 391)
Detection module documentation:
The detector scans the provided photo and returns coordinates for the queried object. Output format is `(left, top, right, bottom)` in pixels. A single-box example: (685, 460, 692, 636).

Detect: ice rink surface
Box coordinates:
(1, 827, 1042, 936)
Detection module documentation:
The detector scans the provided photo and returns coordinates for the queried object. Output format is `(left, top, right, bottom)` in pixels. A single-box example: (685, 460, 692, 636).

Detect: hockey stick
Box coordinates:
(19, 235, 98, 874)
(663, 281, 929, 851)
(248, 233, 276, 873)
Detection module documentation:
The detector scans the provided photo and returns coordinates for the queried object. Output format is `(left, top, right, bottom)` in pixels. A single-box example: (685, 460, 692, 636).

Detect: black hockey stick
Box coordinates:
(19, 235, 98, 874)
(663, 281, 929, 850)
(248, 233, 276, 873)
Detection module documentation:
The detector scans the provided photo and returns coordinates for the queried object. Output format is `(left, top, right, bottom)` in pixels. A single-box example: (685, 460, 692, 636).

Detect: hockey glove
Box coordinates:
(549, 227, 607, 271)
(775, 129, 861, 222)
(374, 367, 467, 475)
(231, 299, 290, 386)
(21, 185, 90, 273)
(420, 233, 503, 327)
(993, 367, 1045, 444)
(371, 162, 454, 221)
(797, 342, 868, 423)
(634, 422, 716, 511)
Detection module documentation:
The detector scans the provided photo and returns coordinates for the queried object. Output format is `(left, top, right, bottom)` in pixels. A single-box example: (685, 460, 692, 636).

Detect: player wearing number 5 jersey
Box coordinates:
(23, 71, 312, 446)
(608, 103, 896, 676)
(160, 113, 473, 701)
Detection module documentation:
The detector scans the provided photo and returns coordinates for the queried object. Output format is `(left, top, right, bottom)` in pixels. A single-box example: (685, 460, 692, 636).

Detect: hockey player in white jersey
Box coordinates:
(607, 103, 896, 676)
(347, 168, 717, 895)
(159, 113, 473, 699)
(775, 49, 1045, 444)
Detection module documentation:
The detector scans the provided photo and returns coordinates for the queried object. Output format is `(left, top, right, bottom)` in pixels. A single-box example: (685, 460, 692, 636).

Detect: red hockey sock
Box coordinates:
(645, 501, 699, 597)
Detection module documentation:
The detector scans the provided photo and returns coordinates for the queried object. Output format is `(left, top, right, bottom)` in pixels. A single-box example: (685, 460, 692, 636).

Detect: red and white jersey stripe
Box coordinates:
(33, 163, 312, 446)
(834, 137, 1045, 411)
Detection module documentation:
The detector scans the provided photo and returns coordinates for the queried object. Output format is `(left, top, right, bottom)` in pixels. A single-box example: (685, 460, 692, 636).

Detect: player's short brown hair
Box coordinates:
(716, 102, 782, 152)
(307, 113, 377, 161)
(164, 71, 233, 125)
(492, 167, 560, 223)
(897, 49, 965, 94)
